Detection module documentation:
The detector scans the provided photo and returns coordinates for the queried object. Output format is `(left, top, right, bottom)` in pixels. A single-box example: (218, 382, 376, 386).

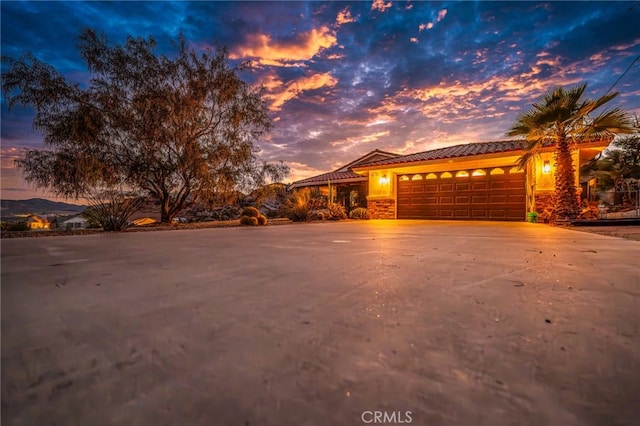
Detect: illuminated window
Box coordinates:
(509, 167, 524, 174)
(411, 174, 423, 180)
(490, 168, 505, 175)
(542, 161, 551, 174)
(455, 171, 469, 178)
(399, 175, 409, 181)
(472, 169, 486, 176)
(426, 173, 438, 179)
(440, 172, 452, 178)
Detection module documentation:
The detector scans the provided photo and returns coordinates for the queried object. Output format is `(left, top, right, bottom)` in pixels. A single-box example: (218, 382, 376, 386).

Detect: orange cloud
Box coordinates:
(286, 161, 327, 183)
(336, 7, 356, 26)
(330, 130, 390, 148)
(371, 0, 392, 12)
(265, 72, 339, 111)
(231, 26, 337, 67)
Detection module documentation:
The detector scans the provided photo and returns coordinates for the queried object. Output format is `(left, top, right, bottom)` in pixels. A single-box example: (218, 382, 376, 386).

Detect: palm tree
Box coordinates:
(507, 83, 635, 220)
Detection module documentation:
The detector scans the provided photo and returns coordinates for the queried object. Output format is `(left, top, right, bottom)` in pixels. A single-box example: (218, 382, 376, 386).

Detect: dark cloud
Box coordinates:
(2, 1, 639, 197)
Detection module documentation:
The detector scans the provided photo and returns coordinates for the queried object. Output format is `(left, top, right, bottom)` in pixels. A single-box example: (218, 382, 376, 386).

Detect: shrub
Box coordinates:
(283, 189, 312, 222)
(257, 215, 267, 225)
(349, 207, 369, 219)
(307, 197, 327, 210)
(241, 206, 261, 218)
(327, 203, 347, 220)
(316, 211, 325, 221)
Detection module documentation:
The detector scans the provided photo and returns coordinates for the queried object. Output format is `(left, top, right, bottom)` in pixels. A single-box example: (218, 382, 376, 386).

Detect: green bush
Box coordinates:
(349, 207, 369, 219)
(241, 206, 261, 218)
(327, 203, 347, 220)
(257, 215, 267, 225)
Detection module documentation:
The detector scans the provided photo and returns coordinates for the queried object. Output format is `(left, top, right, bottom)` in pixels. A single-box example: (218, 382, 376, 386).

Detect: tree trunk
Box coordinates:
(160, 195, 173, 224)
(554, 137, 580, 220)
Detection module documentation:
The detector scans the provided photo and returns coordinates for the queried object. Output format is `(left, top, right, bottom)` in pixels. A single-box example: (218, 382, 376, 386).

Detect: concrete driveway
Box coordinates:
(2, 221, 639, 426)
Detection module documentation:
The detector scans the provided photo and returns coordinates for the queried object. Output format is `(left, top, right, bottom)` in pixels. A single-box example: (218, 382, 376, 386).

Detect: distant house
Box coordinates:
(27, 215, 50, 230)
(63, 215, 89, 229)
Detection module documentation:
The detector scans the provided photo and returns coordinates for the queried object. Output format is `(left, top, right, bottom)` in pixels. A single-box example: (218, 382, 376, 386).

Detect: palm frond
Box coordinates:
(585, 107, 635, 137)
(516, 150, 535, 169)
(576, 91, 619, 117)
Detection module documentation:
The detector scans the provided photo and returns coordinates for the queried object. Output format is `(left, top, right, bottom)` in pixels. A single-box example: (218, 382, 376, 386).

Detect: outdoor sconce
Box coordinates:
(542, 160, 551, 174)
(379, 174, 389, 185)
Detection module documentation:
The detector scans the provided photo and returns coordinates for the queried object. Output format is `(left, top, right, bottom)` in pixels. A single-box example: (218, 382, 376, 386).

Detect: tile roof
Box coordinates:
(290, 149, 398, 188)
(290, 170, 367, 188)
(355, 140, 526, 168)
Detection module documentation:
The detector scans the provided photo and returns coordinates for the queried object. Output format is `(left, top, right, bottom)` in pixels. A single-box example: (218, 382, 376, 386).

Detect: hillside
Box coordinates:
(1, 198, 86, 216)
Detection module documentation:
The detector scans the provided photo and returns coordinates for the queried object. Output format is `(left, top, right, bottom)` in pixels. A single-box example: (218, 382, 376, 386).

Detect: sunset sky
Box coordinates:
(2, 1, 639, 202)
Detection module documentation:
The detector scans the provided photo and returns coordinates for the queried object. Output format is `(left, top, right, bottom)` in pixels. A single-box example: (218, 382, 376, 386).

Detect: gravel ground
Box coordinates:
(567, 225, 640, 242)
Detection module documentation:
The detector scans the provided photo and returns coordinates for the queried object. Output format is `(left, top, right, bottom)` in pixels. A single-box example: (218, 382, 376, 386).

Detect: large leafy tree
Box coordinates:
(2, 29, 288, 223)
(582, 116, 640, 198)
(507, 83, 634, 220)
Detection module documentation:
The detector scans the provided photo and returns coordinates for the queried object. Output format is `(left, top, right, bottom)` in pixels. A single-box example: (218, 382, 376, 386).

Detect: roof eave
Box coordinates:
(290, 177, 368, 189)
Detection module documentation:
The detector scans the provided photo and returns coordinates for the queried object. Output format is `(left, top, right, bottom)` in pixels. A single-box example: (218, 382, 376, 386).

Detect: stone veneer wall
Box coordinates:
(368, 198, 396, 219)
(534, 192, 555, 222)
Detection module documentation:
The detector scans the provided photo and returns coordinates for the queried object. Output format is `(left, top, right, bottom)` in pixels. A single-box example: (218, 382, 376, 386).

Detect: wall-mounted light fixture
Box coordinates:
(379, 174, 389, 185)
(542, 160, 551, 174)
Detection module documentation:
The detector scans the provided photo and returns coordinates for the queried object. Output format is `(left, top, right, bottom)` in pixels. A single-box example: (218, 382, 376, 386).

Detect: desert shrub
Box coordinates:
(307, 197, 327, 210)
(349, 207, 369, 219)
(283, 188, 312, 222)
(83, 190, 145, 231)
(241, 206, 261, 218)
(315, 211, 325, 221)
(249, 216, 259, 225)
(257, 215, 267, 225)
(327, 203, 347, 220)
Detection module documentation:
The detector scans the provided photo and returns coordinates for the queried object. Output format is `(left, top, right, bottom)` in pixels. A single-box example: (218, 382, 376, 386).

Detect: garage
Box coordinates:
(397, 167, 526, 221)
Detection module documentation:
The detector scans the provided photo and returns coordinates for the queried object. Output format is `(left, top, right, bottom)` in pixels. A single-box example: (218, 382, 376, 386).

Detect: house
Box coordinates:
(62, 215, 89, 229)
(293, 138, 611, 221)
(26, 215, 50, 230)
(290, 149, 399, 214)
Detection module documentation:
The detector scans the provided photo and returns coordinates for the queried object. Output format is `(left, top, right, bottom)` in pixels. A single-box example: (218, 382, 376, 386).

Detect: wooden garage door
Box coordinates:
(397, 168, 526, 221)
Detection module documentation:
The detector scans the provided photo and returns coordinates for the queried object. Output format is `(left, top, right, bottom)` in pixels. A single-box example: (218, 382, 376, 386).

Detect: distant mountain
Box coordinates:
(0, 198, 86, 216)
